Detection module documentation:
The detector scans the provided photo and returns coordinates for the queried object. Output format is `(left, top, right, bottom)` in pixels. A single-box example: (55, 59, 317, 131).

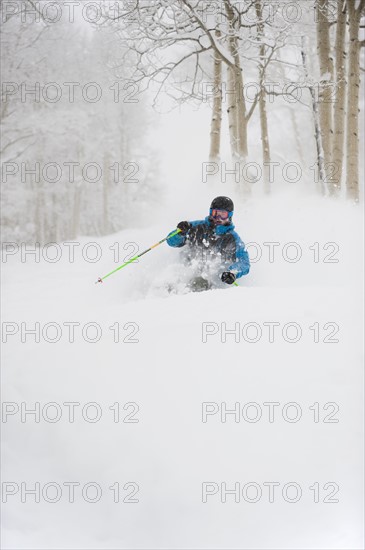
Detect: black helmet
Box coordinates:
(210, 196, 234, 213)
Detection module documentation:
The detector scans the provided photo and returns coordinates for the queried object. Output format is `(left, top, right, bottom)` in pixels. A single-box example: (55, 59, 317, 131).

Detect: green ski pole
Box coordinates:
(95, 228, 182, 284)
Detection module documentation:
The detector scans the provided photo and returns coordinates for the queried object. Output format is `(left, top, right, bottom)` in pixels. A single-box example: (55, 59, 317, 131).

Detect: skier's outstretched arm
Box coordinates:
(166, 220, 205, 248)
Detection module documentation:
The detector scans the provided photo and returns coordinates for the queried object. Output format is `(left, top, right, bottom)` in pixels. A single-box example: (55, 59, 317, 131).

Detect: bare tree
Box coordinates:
(106, 1, 253, 161)
(315, 0, 335, 171)
(209, 29, 223, 160)
(332, 0, 347, 195)
(104, 0, 363, 199)
(302, 37, 327, 193)
(223, 0, 248, 159)
(346, 0, 364, 201)
(255, 0, 271, 193)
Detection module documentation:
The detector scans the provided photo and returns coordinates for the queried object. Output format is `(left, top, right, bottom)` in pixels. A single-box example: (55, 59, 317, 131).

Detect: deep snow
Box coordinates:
(1, 192, 364, 549)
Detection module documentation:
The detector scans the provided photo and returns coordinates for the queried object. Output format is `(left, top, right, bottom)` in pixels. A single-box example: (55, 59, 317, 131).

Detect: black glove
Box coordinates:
(221, 271, 236, 285)
(177, 221, 191, 235)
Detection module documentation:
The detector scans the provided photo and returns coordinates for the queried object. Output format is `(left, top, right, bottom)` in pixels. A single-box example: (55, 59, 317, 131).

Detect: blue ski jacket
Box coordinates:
(167, 217, 250, 279)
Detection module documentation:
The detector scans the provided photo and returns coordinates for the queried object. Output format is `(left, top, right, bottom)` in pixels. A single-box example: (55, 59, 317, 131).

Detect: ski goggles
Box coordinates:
(210, 209, 231, 221)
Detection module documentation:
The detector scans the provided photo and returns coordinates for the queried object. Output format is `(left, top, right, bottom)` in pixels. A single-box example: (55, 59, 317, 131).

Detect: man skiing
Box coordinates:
(167, 196, 250, 291)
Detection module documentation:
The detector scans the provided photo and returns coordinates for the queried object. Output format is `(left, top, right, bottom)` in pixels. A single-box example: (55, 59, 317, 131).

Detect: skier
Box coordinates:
(167, 196, 250, 291)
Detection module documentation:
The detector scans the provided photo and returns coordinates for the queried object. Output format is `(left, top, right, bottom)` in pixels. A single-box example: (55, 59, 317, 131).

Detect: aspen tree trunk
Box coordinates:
(346, 0, 363, 201)
(226, 65, 238, 157)
(72, 145, 82, 239)
(71, 186, 81, 240)
(234, 65, 248, 159)
(103, 153, 110, 235)
(292, 109, 306, 168)
(34, 139, 45, 244)
(259, 91, 270, 194)
(35, 184, 45, 244)
(316, 0, 334, 171)
(277, 50, 305, 166)
(51, 191, 58, 242)
(255, 0, 271, 194)
(224, 0, 248, 160)
(332, 0, 347, 195)
(301, 39, 327, 194)
(209, 29, 223, 161)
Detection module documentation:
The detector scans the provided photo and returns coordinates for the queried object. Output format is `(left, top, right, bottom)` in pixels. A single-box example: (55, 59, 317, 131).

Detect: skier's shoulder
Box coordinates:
(228, 225, 245, 246)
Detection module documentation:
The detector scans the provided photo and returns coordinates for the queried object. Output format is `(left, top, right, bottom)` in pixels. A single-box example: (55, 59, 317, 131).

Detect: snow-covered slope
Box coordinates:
(1, 195, 363, 549)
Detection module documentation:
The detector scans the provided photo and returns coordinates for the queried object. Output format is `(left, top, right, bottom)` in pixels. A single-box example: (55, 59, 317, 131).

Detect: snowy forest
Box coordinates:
(1, 0, 364, 243)
(1, 1, 364, 550)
